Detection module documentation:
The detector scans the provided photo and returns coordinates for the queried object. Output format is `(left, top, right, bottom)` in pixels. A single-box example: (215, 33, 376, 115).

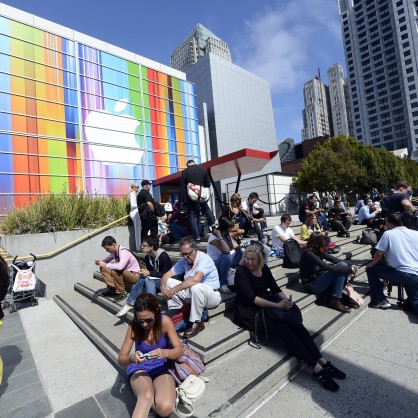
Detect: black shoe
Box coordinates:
(323, 361, 347, 380)
(345, 232, 351, 238)
(337, 232, 345, 237)
(314, 369, 340, 392)
(100, 289, 117, 297)
(113, 292, 128, 303)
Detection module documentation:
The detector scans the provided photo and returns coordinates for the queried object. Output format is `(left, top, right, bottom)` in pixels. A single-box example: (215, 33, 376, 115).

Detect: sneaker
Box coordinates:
(219, 285, 232, 294)
(369, 299, 391, 309)
(314, 369, 340, 392)
(113, 292, 128, 303)
(115, 304, 133, 317)
(323, 361, 346, 380)
(100, 289, 116, 297)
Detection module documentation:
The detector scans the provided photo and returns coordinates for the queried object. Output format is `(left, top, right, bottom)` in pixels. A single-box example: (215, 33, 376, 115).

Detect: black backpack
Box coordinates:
(153, 201, 166, 217)
(283, 239, 302, 268)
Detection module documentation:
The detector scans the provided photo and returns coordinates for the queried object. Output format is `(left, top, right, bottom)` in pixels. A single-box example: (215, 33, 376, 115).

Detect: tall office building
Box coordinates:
(185, 53, 280, 178)
(171, 23, 232, 72)
(0, 4, 201, 211)
(338, 0, 418, 159)
(328, 63, 353, 137)
(301, 76, 332, 141)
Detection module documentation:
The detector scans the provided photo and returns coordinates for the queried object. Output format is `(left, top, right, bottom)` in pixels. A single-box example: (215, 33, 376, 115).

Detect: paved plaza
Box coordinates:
(1, 293, 417, 417)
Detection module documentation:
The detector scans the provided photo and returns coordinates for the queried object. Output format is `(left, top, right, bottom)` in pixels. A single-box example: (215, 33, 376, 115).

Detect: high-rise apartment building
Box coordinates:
(338, 0, 418, 159)
(328, 63, 353, 137)
(301, 65, 353, 141)
(171, 23, 232, 72)
(301, 76, 332, 140)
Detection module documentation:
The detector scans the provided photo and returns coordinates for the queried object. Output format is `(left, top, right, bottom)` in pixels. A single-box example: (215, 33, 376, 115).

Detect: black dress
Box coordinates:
(234, 264, 322, 368)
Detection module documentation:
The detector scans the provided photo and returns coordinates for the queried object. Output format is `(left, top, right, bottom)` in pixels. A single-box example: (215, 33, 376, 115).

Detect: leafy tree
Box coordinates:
(293, 134, 418, 196)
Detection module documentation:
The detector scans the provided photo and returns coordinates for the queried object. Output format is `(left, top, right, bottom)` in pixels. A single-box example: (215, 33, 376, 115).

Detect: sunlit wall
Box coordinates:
(0, 13, 200, 211)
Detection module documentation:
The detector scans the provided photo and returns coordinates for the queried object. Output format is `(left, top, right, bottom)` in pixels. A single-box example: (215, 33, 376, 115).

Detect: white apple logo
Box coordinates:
(85, 98, 144, 165)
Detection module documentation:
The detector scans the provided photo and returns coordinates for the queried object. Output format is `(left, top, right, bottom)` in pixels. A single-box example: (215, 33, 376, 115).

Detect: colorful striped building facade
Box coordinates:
(0, 7, 200, 212)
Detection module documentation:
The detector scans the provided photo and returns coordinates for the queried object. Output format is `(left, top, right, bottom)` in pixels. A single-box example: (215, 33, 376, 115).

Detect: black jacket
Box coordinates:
(144, 250, 173, 278)
(181, 164, 211, 189)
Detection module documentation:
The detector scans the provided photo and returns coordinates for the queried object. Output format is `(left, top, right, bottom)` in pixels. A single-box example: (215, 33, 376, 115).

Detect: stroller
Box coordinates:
(2, 253, 38, 313)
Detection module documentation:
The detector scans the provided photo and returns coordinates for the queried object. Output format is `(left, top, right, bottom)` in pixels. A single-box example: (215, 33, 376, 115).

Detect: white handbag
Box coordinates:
(187, 183, 210, 202)
(174, 374, 208, 417)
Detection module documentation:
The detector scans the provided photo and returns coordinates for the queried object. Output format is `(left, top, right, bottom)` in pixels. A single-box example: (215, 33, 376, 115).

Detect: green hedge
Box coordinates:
(0, 194, 128, 235)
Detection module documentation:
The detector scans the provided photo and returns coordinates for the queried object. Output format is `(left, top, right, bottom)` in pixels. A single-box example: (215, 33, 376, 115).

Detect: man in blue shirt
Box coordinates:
(358, 199, 381, 226)
(161, 236, 221, 337)
(366, 213, 418, 313)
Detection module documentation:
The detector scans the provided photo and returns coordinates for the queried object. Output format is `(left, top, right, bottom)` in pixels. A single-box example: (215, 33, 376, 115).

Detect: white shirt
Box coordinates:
(272, 224, 295, 249)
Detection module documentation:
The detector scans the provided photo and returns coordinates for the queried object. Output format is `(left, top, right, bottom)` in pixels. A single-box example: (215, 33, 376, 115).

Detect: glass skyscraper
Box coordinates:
(338, 0, 418, 159)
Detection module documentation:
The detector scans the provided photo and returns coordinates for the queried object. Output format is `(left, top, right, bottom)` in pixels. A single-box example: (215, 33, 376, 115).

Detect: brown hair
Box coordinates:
(305, 212, 317, 225)
(305, 232, 327, 255)
(132, 293, 162, 343)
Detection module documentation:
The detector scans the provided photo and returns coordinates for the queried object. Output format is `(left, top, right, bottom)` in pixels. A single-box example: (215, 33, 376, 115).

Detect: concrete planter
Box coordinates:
(1, 226, 134, 299)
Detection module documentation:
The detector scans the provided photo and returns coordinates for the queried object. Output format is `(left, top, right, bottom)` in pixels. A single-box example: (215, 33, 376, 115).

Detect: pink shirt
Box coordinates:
(102, 245, 139, 272)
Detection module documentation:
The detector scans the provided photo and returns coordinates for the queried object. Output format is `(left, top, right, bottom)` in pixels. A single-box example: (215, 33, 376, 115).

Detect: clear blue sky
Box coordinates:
(2, 0, 346, 143)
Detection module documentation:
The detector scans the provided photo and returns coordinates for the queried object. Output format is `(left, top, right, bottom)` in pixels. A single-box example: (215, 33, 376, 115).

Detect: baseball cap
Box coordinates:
(141, 180, 151, 186)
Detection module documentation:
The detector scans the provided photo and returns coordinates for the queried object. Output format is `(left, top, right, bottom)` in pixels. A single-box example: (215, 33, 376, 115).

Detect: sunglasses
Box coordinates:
(137, 316, 155, 325)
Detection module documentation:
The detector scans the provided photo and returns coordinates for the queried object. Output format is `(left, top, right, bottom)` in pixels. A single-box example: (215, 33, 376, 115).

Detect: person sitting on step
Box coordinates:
(116, 236, 173, 317)
(271, 214, 307, 257)
(328, 200, 352, 237)
(299, 233, 357, 313)
(161, 236, 221, 338)
(207, 217, 243, 294)
(234, 244, 347, 392)
(118, 293, 183, 418)
(241, 192, 267, 242)
(95, 236, 140, 302)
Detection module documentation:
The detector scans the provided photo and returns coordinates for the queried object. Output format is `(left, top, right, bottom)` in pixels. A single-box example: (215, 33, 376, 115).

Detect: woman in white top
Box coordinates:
(272, 214, 307, 251)
(129, 183, 142, 251)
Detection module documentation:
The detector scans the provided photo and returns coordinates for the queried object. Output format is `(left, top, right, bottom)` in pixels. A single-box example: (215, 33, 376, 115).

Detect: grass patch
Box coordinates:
(0, 193, 128, 235)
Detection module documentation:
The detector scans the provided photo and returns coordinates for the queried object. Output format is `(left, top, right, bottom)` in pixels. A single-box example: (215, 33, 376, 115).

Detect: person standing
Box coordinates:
(0, 255, 8, 384)
(129, 183, 141, 251)
(181, 160, 216, 242)
(137, 180, 158, 241)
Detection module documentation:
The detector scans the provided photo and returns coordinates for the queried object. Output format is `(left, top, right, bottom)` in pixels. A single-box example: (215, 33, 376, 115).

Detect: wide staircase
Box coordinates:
(53, 219, 373, 417)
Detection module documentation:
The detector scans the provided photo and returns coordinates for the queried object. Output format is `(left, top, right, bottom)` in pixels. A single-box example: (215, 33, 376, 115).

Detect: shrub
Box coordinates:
(0, 193, 128, 235)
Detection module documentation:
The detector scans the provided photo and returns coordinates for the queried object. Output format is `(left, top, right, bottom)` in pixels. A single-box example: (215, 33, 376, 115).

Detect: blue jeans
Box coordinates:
(317, 212, 329, 230)
(127, 277, 161, 305)
(187, 201, 215, 240)
(310, 262, 349, 299)
(366, 265, 418, 313)
(214, 250, 243, 286)
(168, 222, 189, 242)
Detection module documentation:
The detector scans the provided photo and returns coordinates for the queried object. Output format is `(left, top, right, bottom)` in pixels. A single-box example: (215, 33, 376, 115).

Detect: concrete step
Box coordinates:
(187, 276, 372, 417)
(54, 232, 374, 418)
(60, 246, 372, 368)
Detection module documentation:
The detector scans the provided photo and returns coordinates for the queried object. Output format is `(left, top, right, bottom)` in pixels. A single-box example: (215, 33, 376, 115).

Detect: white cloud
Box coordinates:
(233, 0, 343, 94)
